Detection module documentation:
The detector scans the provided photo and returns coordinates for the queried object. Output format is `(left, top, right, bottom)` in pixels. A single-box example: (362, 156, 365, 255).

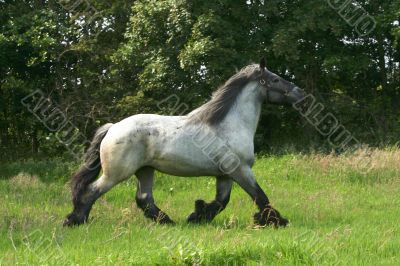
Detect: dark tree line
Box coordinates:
(1, 0, 399, 160)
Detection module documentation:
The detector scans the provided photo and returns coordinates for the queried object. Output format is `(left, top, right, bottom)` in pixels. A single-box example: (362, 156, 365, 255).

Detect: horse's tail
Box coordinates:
(71, 123, 113, 206)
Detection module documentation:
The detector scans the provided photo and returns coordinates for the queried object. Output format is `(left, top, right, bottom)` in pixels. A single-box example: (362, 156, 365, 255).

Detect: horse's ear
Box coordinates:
(260, 57, 266, 69)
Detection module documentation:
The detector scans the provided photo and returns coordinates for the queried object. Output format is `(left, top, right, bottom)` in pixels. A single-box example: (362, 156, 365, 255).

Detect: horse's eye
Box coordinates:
(273, 78, 280, 83)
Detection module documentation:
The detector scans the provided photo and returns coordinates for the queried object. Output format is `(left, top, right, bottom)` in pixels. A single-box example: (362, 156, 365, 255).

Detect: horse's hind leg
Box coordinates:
(187, 176, 233, 223)
(135, 167, 174, 224)
(64, 174, 123, 226)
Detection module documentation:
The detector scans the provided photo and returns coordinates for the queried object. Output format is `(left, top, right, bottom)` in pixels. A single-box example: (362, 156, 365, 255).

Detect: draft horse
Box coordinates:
(63, 59, 305, 227)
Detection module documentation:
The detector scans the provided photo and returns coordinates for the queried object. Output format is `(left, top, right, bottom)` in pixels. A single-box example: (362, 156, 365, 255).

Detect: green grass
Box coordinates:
(1, 152, 399, 265)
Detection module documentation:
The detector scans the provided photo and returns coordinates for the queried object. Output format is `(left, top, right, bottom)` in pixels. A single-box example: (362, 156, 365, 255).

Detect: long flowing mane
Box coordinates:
(188, 64, 261, 125)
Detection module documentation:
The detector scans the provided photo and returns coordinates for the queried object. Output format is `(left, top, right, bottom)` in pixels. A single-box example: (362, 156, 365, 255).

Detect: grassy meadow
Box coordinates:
(1, 149, 399, 265)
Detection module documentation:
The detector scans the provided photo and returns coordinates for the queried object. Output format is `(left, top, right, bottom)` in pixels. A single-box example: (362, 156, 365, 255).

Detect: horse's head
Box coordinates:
(257, 58, 305, 105)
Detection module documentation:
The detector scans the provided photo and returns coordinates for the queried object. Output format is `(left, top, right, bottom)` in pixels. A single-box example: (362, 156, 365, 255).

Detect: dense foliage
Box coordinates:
(1, 0, 399, 159)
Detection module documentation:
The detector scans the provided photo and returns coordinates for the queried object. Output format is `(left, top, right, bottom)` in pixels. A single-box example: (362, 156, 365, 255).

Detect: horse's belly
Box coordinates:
(151, 156, 220, 177)
(150, 128, 236, 177)
(151, 142, 223, 176)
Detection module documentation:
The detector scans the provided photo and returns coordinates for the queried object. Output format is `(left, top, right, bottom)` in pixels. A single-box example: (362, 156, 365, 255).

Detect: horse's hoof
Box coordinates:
(63, 219, 71, 227)
(254, 208, 289, 228)
(156, 212, 175, 225)
(63, 218, 78, 227)
(278, 217, 289, 227)
(63, 213, 85, 227)
(187, 212, 200, 223)
(187, 199, 207, 223)
(158, 217, 175, 225)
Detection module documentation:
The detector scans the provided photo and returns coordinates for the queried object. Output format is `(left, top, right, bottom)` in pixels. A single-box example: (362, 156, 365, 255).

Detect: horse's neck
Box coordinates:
(222, 82, 263, 137)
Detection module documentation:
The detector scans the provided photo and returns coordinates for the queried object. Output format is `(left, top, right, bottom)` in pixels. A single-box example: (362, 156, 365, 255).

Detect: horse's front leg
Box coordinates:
(231, 167, 288, 227)
(187, 176, 232, 223)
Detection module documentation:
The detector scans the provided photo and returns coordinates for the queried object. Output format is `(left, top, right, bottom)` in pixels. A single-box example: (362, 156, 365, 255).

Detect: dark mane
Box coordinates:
(188, 64, 261, 125)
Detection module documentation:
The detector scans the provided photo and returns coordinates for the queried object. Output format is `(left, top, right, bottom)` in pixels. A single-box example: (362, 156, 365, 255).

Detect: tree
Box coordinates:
(1, 0, 399, 159)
